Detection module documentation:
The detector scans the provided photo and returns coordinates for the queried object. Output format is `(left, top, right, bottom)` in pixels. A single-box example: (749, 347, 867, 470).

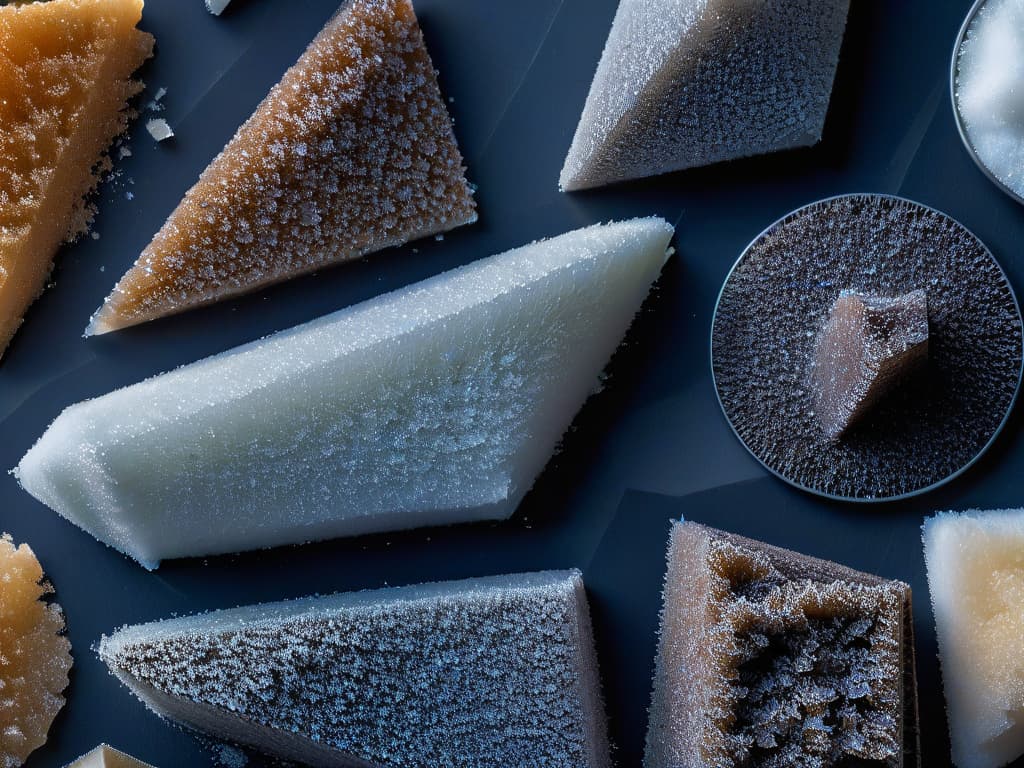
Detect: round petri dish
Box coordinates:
(711, 193, 1023, 502)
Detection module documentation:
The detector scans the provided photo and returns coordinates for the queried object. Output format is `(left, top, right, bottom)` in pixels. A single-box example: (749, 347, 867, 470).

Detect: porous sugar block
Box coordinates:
(99, 571, 610, 768)
(65, 745, 156, 768)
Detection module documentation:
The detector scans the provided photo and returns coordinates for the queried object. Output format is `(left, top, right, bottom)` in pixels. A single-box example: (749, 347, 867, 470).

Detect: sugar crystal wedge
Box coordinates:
(560, 0, 850, 191)
(98, 570, 610, 768)
(646, 520, 919, 767)
(87, 0, 477, 336)
(923, 510, 1024, 768)
(0, 534, 73, 767)
(18, 218, 674, 568)
(66, 745, 156, 768)
(0, 0, 153, 358)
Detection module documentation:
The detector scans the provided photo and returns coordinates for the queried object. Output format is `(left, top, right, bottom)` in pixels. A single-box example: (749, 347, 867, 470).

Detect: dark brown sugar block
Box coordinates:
(645, 521, 919, 768)
(88, 0, 477, 336)
(811, 290, 929, 440)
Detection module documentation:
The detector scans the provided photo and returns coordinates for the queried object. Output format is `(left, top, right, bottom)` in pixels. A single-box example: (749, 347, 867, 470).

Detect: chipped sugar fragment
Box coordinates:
(88, 0, 477, 336)
(143, 118, 173, 142)
(0, 535, 73, 767)
(646, 521, 919, 768)
(98, 571, 610, 768)
(560, 0, 850, 191)
(65, 745, 157, 768)
(811, 290, 929, 440)
(204, 0, 231, 15)
(0, 0, 153, 359)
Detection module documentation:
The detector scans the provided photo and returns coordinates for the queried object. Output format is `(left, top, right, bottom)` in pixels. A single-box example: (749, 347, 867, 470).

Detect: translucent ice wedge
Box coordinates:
(646, 521, 919, 767)
(17, 218, 674, 568)
(0, 0, 153, 358)
(88, 0, 476, 335)
(924, 510, 1024, 768)
(66, 745, 156, 768)
(560, 0, 850, 191)
(99, 570, 610, 768)
(0, 535, 73, 767)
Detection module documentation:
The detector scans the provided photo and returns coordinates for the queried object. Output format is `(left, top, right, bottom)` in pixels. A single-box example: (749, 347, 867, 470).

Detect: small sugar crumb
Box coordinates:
(145, 118, 174, 142)
(205, 0, 232, 15)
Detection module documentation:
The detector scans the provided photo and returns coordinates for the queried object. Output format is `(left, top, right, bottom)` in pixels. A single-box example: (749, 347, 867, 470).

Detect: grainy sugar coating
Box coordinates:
(0, 535, 73, 768)
(810, 291, 929, 440)
(560, 0, 850, 191)
(0, 0, 153, 357)
(712, 195, 1022, 500)
(88, 0, 477, 335)
(99, 571, 610, 768)
(65, 745, 157, 768)
(646, 521, 918, 768)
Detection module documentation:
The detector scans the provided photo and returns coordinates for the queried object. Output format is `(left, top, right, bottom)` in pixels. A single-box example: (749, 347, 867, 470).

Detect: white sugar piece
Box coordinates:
(15, 219, 674, 568)
(560, 0, 850, 191)
(65, 745, 157, 767)
(924, 510, 1024, 768)
(956, 0, 1024, 198)
(144, 118, 173, 142)
(204, 0, 231, 15)
(98, 571, 610, 767)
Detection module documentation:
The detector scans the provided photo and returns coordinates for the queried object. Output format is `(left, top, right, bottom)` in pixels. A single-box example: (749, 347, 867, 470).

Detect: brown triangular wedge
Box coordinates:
(0, 0, 153, 358)
(87, 0, 477, 336)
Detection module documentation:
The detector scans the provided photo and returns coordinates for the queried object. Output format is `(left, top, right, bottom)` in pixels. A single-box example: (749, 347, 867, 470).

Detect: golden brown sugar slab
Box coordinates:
(89, 0, 478, 336)
(0, 534, 73, 766)
(65, 745, 157, 768)
(0, 0, 153, 358)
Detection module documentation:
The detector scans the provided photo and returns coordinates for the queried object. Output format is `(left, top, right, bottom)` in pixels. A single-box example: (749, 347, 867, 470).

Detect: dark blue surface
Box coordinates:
(0, 0, 1020, 765)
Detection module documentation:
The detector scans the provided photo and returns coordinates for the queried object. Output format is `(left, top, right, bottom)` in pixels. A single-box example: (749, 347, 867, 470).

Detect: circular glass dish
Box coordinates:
(711, 193, 1023, 502)
(951, 0, 1024, 206)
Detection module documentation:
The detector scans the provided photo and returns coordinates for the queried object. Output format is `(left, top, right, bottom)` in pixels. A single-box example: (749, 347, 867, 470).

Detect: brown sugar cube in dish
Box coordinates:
(65, 745, 156, 768)
(0, 534, 73, 767)
(87, 0, 478, 336)
(0, 0, 153, 359)
(645, 520, 919, 768)
(810, 290, 929, 440)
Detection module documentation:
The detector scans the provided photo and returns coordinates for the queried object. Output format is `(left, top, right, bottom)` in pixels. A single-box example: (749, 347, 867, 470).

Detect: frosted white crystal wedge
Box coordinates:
(924, 510, 1024, 768)
(560, 0, 850, 191)
(66, 745, 156, 768)
(15, 218, 674, 568)
(98, 570, 610, 768)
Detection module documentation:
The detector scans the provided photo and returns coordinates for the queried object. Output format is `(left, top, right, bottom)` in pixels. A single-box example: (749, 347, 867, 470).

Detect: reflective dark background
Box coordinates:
(1, 0, 1020, 765)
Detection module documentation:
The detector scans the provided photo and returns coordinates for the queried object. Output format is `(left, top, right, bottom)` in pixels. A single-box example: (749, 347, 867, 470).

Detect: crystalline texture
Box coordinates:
(645, 521, 919, 768)
(810, 290, 929, 440)
(0, 535, 73, 768)
(0, 0, 153, 358)
(65, 745, 156, 768)
(17, 218, 674, 568)
(923, 510, 1024, 768)
(560, 0, 850, 191)
(204, 0, 231, 15)
(98, 570, 609, 768)
(87, 0, 477, 336)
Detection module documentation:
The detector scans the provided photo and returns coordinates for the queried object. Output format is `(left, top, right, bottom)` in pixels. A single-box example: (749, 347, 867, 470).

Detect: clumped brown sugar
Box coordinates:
(89, 0, 478, 335)
(0, 0, 153, 357)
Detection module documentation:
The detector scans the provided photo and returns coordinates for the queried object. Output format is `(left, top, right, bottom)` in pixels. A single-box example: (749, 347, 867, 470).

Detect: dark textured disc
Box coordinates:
(712, 194, 1023, 501)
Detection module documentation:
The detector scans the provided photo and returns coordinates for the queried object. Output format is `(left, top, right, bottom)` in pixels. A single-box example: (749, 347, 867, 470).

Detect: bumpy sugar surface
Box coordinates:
(88, 0, 477, 335)
(65, 745, 157, 768)
(18, 218, 673, 567)
(712, 195, 1022, 500)
(646, 522, 909, 768)
(0, 0, 153, 356)
(99, 571, 610, 768)
(0, 535, 72, 768)
(559, 0, 850, 191)
(810, 291, 929, 441)
(956, 0, 1024, 199)
(923, 510, 1024, 768)
(204, 0, 231, 16)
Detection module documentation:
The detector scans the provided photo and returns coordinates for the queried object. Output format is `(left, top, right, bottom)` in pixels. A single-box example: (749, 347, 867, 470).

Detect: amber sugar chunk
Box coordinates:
(65, 745, 156, 768)
(88, 0, 478, 336)
(0, 0, 153, 358)
(810, 290, 929, 440)
(645, 521, 919, 768)
(0, 534, 72, 767)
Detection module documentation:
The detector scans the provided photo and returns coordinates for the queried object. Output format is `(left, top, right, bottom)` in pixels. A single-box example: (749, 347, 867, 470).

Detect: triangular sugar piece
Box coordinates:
(87, 0, 477, 336)
(0, 0, 153, 357)
(99, 571, 610, 767)
(18, 218, 674, 568)
(0, 534, 73, 767)
(646, 521, 919, 767)
(924, 510, 1024, 768)
(65, 745, 156, 768)
(560, 0, 850, 191)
